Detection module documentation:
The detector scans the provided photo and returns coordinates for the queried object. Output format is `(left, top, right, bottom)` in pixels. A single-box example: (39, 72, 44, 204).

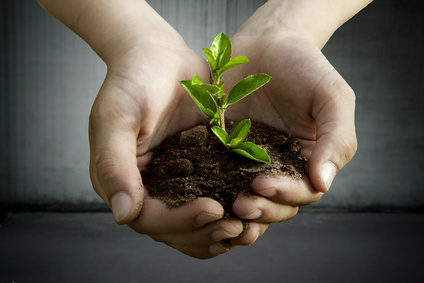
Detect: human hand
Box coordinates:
(225, 6, 358, 245)
(88, 27, 248, 259)
(37, 0, 250, 259)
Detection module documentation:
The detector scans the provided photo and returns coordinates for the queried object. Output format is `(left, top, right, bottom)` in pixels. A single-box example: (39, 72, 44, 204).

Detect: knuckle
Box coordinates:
(304, 193, 323, 206)
(290, 206, 299, 218)
(96, 155, 120, 183)
(337, 133, 358, 167)
(338, 83, 355, 100)
(344, 134, 358, 160)
(273, 186, 292, 201)
(279, 206, 299, 222)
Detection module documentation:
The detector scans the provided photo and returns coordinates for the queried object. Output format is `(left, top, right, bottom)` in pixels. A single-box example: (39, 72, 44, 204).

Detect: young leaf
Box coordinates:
(210, 33, 231, 69)
(203, 48, 217, 70)
(232, 142, 271, 163)
(219, 84, 226, 102)
(229, 137, 244, 149)
(180, 80, 217, 119)
(216, 47, 231, 70)
(210, 111, 221, 126)
(218, 55, 250, 76)
(229, 119, 251, 142)
(191, 75, 220, 95)
(211, 126, 229, 148)
(192, 75, 203, 85)
(226, 74, 271, 105)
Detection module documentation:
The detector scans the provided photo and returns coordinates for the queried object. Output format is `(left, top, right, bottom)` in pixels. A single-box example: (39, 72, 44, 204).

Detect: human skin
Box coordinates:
(228, 0, 372, 242)
(38, 0, 372, 259)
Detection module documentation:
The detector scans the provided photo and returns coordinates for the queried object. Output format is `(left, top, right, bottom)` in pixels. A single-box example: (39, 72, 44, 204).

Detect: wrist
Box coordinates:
(236, 0, 372, 49)
(90, 1, 186, 66)
(38, 0, 185, 66)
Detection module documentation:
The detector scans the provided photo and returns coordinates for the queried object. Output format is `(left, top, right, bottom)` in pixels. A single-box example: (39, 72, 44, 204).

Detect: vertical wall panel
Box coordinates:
(0, 2, 14, 208)
(1, 1, 107, 210)
(148, 0, 266, 55)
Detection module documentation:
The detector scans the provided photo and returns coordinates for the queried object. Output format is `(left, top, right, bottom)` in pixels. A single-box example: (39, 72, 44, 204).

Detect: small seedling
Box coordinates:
(180, 33, 271, 163)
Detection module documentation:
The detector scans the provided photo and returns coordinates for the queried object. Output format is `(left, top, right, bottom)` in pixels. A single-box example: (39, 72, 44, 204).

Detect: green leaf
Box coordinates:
(210, 33, 231, 69)
(229, 119, 251, 142)
(216, 47, 231, 70)
(191, 75, 220, 95)
(219, 84, 226, 101)
(203, 48, 217, 70)
(232, 142, 271, 163)
(210, 111, 221, 126)
(192, 75, 203, 85)
(229, 137, 244, 149)
(211, 126, 229, 148)
(226, 74, 271, 105)
(218, 55, 250, 76)
(191, 75, 220, 96)
(180, 79, 217, 119)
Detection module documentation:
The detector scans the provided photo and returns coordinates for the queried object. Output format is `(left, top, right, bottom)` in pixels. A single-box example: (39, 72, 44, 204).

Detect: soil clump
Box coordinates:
(142, 121, 307, 218)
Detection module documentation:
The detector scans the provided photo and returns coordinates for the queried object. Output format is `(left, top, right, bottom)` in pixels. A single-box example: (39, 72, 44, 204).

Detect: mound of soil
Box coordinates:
(141, 121, 307, 218)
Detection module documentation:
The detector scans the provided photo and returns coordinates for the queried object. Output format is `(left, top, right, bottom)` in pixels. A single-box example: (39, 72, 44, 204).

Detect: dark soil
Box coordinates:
(142, 121, 307, 219)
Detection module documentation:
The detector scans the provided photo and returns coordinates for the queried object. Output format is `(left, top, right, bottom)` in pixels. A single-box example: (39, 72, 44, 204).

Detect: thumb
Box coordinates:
(89, 105, 144, 225)
(308, 79, 358, 193)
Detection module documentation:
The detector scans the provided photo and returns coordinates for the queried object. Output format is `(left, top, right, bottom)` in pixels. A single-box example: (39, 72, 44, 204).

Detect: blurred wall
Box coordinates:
(1, 0, 423, 211)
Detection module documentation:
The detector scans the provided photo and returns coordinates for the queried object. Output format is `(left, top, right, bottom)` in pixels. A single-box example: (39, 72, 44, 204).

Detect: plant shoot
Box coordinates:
(180, 33, 271, 163)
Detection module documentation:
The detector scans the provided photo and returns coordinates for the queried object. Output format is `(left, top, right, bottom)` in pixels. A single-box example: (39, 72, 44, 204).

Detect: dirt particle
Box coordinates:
(180, 125, 208, 147)
(166, 158, 195, 178)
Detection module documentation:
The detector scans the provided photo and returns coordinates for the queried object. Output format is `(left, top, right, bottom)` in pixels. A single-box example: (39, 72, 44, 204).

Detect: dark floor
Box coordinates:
(0, 212, 423, 283)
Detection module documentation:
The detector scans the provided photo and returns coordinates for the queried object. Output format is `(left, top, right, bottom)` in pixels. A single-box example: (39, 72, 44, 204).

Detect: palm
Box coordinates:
(89, 44, 210, 199)
(226, 35, 341, 159)
(103, 46, 211, 167)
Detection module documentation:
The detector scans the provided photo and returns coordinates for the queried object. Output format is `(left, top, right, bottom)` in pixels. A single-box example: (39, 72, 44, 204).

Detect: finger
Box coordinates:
(89, 88, 144, 224)
(309, 75, 358, 192)
(149, 217, 243, 247)
(230, 222, 269, 246)
(251, 175, 323, 206)
(169, 240, 238, 260)
(233, 194, 299, 223)
(89, 127, 143, 224)
(128, 196, 225, 235)
(137, 151, 154, 171)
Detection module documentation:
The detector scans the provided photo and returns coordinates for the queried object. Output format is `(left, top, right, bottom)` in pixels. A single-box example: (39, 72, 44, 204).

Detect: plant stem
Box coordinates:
(218, 106, 225, 131)
(213, 74, 226, 131)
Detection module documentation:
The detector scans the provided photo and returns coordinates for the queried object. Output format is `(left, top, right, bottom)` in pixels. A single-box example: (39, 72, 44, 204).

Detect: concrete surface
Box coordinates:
(1, 212, 423, 283)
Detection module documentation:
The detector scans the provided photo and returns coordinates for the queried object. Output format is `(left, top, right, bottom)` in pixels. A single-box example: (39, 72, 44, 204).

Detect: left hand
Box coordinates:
(225, 31, 357, 246)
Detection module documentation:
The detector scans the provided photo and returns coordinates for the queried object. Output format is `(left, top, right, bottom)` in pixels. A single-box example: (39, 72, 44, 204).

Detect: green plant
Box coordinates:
(180, 33, 271, 163)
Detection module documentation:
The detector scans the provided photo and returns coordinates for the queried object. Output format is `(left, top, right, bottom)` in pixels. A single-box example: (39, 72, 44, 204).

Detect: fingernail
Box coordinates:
(195, 213, 221, 227)
(209, 242, 237, 256)
(255, 188, 276, 197)
(321, 162, 337, 192)
(111, 192, 132, 223)
(251, 230, 260, 245)
(210, 229, 238, 241)
(242, 209, 262, 220)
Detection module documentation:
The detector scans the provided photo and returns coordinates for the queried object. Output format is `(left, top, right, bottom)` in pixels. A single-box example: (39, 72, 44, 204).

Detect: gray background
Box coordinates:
(1, 0, 423, 212)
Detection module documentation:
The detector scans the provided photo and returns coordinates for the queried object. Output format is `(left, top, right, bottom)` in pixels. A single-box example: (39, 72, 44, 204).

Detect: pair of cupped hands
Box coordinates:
(88, 18, 357, 259)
